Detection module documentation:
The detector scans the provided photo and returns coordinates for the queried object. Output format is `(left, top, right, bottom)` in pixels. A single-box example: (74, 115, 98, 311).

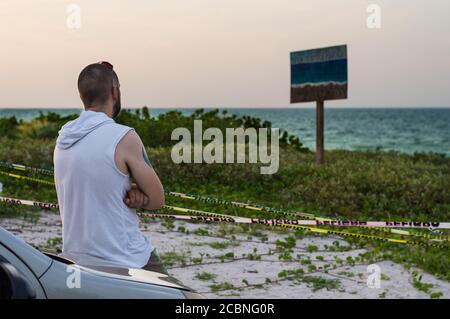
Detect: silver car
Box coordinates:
(0, 227, 204, 299)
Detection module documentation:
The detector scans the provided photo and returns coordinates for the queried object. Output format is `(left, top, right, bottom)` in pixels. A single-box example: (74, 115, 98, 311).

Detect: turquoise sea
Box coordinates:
(0, 108, 449, 156)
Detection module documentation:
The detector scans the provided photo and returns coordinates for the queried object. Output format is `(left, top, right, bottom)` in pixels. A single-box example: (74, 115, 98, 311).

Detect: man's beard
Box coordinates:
(112, 91, 121, 118)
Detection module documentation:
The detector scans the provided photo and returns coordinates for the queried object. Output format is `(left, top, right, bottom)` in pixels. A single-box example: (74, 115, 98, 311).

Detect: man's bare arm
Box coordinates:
(118, 130, 165, 210)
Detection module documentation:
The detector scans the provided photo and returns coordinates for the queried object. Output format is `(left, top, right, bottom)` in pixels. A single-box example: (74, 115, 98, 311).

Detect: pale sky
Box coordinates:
(0, 0, 449, 108)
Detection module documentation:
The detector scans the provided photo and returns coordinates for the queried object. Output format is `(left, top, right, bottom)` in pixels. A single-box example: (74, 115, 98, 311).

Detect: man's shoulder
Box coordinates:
(116, 127, 142, 152)
(114, 127, 142, 173)
(111, 122, 132, 132)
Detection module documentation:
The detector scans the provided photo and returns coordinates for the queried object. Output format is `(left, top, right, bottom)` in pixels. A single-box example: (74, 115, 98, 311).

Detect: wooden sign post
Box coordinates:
(316, 100, 325, 164)
(290, 45, 348, 165)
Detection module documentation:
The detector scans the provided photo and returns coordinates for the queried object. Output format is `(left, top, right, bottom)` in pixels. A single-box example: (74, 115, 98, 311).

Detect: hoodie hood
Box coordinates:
(56, 110, 114, 150)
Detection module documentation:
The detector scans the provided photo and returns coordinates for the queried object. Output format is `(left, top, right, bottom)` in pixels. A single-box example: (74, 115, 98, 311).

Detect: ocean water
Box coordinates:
(1, 108, 449, 155)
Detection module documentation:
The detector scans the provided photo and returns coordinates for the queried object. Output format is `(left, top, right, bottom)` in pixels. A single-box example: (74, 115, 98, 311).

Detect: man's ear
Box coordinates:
(112, 86, 118, 100)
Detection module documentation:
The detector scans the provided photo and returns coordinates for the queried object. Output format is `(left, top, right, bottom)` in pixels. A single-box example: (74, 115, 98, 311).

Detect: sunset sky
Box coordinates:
(0, 0, 449, 108)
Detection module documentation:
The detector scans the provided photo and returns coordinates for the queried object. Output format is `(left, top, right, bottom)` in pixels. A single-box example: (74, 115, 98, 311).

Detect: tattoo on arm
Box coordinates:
(142, 146, 152, 167)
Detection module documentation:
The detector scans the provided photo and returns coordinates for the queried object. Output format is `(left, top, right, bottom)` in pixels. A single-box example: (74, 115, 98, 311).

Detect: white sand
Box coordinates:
(1, 210, 449, 299)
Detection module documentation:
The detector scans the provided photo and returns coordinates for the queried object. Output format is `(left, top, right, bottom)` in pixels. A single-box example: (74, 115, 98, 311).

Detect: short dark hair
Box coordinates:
(77, 63, 119, 107)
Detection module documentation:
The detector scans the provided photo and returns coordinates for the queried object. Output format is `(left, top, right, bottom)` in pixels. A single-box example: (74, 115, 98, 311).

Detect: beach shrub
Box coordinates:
(114, 108, 307, 151)
(0, 116, 19, 138)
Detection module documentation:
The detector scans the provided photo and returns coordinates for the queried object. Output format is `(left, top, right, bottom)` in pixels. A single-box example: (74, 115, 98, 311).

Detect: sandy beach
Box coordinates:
(1, 210, 449, 299)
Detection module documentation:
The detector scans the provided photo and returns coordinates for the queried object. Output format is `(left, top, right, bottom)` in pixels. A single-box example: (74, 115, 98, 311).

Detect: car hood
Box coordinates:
(76, 264, 190, 291)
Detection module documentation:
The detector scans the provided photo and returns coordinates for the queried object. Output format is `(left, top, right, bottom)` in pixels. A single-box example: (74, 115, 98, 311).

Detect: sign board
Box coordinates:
(290, 45, 348, 164)
(290, 45, 348, 103)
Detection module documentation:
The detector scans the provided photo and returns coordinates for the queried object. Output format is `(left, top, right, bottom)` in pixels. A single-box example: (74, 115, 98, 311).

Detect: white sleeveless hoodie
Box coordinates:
(54, 110, 153, 268)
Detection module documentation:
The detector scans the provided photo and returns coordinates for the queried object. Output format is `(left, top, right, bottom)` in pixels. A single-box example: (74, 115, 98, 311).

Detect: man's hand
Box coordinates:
(124, 184, 149, 209)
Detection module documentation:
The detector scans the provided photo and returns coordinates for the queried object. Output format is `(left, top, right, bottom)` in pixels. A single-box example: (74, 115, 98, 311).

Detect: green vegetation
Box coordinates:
(325, 241, 353, 252)
(208, 241, 239, 250)
(278, 268, 305, 278)
(275, 235, 297, 262)
(337, 271, 355, 277)
(275, 236, 296, 250)
(278, 268, 342, 292)
(35, 237, 63, 254)
(300, 275, 342, 292)
(191, 257, 203, 264)
(186, 240, 239, 250)
(194, 272, 217, 281)
(346, 256, 355, 266)
(301, 258, 312, 265)
(378, 291, 387, 298)
(244, 251, 261, 261)
(0, 107, 449, 280)
(306, 245, 319, 253)
(278, 251, 293, 261)
(161, 218, 175, 229)
(193, 228, 209, 236)
(411, 271, 434, 293)
(380, 274, 390, 281)
(217, 252, 235, 262)
(307, 264, 317, 273)
(430, 291, 443, 299)
(209, 282, 236, 292)
(159, 250, 191, 267)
